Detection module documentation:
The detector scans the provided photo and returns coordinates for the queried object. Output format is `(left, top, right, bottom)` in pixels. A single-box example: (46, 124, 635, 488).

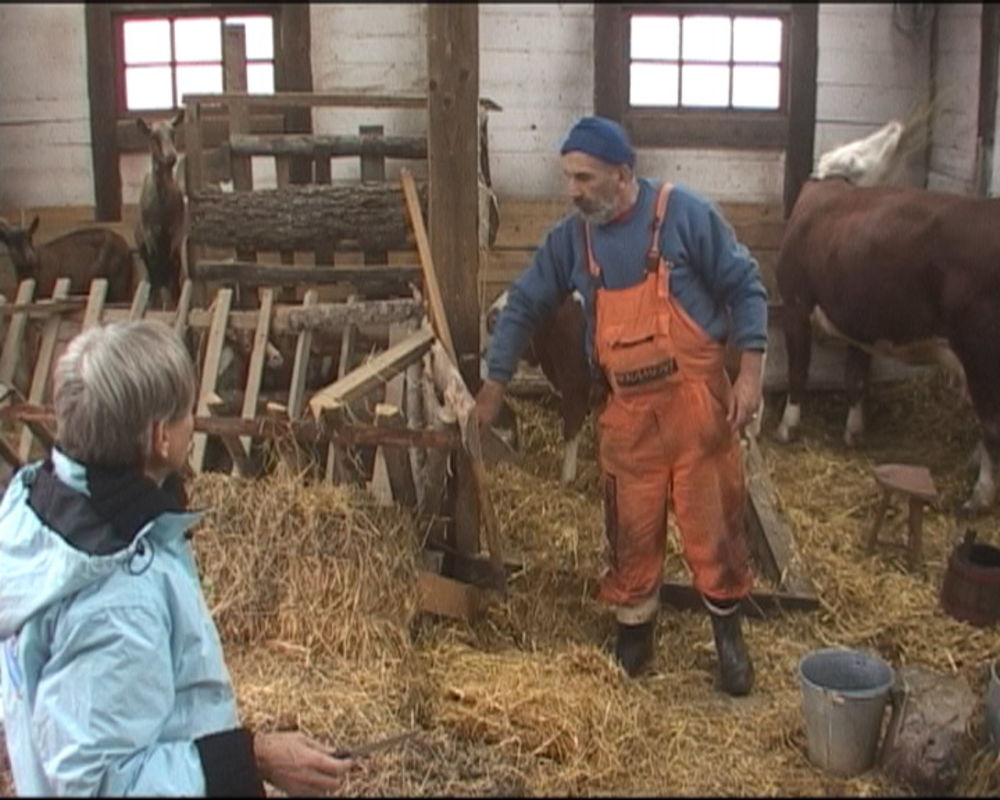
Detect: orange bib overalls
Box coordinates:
(589, 183, 753, 624)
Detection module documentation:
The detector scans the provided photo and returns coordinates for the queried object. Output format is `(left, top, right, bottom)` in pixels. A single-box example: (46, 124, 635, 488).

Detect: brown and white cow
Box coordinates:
(775, 122, 999, 514)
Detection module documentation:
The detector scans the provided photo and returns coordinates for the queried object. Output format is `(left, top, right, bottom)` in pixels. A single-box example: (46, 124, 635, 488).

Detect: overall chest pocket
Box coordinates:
(599, 315, 680, 396)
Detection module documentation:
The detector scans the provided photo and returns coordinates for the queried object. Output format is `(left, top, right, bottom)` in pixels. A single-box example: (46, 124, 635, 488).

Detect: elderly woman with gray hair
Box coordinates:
(0, 320, 356, 796)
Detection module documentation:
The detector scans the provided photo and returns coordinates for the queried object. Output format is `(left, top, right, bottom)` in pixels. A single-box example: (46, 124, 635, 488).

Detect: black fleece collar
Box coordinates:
(27, 455, 188, 557)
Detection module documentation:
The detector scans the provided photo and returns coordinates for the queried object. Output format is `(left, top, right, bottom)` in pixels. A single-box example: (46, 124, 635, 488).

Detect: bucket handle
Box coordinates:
(877, 674, 907, 765)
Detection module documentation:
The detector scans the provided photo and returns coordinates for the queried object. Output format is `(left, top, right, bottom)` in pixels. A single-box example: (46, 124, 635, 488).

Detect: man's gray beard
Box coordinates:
(579, 201, 618, 225)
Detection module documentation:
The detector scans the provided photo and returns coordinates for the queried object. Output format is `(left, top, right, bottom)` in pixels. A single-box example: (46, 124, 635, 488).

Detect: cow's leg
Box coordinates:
(777, 304, 812, 443)
(950, 310, 1000, 513)
(561, 431, 581, 485)
(964, 436, 997, 514)
(843, 344, 871, 447)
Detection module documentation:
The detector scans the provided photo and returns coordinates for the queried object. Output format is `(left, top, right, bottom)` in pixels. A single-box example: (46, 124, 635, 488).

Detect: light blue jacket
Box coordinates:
(0, 450, 243, 796)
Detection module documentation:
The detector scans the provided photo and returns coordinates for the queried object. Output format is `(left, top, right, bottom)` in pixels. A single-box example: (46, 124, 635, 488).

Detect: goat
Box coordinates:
(135, 111, 186, 309)
(0, 216, 134, 302)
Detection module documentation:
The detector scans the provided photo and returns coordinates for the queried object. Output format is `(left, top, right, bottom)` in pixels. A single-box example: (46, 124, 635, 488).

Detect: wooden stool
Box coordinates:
(865, 464, 937, 569)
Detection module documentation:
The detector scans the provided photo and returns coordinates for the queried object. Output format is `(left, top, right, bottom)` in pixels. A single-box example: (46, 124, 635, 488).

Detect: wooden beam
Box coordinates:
(426, 2, 481, 389)
(85, 4, 120, 221)
(286, 289, 318, 420)
(0, 281, 37, 389)
(236, 288, 275, 465)
(744, 436, 819, 600)
(191, 288, 233, 472)
(374, 404, 418, 508)
(181, 92, 427, 110)
(659, 581, 820, 618)
(20, 279, 70, 461)
(308, 327, 435, 416)
(977, 3, 1000, 196)
(416, 569, 488, 621)
(229, 133, 427, 159)
(190, 261, 421, 288)
(0, 404, 461, 450)
(188, 183, 426, 252)
(401, 169, 456, 364)
(783, 4, 819, 217)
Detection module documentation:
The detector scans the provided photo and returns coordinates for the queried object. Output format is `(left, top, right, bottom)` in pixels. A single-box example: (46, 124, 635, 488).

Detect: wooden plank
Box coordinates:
(181, 92, 427, 110)
(0, 280, 37, 389)
(19, 278, 70, 461)
(173, 279, 193, 336)
(286, 289, 318, 420)
(275, 155, 296, 267)
(660, 581, 820, 618)
(230, 132, 427, 159)
(191, 288, 233, 473)
(84, 4, 120, 221)
(128, 281, 151, 321)
(744, 436, 819, 600)
(190, 261, 422, 287)
(369, 319, 406, 505)
(206, 392, 254, 477)
(372, 404, 418, 507)
(82, 279, 109, 330)
(361, 124, 389, 265)
(236, 287, 275, 468)
(308, 327, 435, 416)
(401, 169, 456, 363)
(416, 569, 487, 621)
(1, 403, 461, 450)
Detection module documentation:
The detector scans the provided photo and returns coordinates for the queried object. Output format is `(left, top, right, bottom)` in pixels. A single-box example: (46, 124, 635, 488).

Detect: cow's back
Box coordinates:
(777, 180, 1000, 345)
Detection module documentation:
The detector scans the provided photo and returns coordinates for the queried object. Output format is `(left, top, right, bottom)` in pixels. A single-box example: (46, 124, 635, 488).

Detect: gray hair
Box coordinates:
(53, 320, 196, 468)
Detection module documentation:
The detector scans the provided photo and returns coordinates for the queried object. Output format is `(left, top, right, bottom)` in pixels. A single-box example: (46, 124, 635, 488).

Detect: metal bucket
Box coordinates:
(987, 660, 1000, 754)
(799, 648, 895, 777)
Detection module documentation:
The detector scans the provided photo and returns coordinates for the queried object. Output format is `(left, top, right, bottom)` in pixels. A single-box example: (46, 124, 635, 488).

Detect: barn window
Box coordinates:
(595, 4, 815, 152)
(116, 11, 276, 113)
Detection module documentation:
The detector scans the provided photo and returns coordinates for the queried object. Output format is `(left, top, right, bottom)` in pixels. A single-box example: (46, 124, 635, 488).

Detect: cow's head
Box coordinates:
(137, 110, 185, 174)
(0, 216, 41, 280)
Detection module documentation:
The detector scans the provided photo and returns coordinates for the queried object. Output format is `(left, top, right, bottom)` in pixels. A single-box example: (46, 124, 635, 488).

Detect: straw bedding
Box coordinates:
(1, 368, 999, 796)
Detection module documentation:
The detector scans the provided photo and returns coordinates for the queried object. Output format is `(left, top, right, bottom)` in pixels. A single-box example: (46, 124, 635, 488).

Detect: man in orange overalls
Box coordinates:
(476, 117, 766, 695)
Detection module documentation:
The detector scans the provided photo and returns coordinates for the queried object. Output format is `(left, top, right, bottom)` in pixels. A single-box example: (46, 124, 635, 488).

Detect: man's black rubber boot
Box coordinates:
(708, 605, 755, 696)
(614, 620, 654, 677)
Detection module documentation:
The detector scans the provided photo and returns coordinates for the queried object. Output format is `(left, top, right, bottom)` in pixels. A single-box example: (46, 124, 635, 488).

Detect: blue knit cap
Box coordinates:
(559, 116, 636, 167)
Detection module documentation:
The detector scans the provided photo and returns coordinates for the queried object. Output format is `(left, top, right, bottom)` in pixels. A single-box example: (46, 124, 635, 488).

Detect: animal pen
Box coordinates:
(3, 87, 999, 796)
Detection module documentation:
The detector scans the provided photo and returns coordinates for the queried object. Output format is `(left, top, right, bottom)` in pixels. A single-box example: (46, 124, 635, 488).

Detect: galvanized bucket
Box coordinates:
(799, 648, 895, 777)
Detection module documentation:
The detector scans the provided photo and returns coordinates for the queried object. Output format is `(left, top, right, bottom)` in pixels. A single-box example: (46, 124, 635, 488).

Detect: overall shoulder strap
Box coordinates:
(645, 182, 673, 272)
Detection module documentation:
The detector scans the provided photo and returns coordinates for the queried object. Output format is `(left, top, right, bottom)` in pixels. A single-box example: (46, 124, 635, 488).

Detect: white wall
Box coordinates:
(1, 2, 994, 214)
(927, 3, 981, 195)
(814, 4, 931, 182)
(0, 4, 93, 209)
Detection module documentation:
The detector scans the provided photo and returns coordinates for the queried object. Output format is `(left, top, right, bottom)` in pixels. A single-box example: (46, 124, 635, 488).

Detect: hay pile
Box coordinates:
(180, 369, 1000, 797)
(5, 367, 998, 797)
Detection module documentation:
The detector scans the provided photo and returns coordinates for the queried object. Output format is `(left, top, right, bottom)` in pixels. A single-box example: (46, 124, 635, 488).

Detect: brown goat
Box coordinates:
(0, 216, 135, 302)
(135, 111, 186, 309)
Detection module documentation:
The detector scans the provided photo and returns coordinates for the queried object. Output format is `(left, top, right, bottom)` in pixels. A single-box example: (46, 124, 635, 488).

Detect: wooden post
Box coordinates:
(426, 3, 481, 389)
(235, 287, 275, 471)
(427, 4, 481, 559)
(361, 124, 389, 265)
(224, 26, 255, 267)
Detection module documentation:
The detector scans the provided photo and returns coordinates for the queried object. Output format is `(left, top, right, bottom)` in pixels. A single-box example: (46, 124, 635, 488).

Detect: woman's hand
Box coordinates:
(254, 731, 358, 795)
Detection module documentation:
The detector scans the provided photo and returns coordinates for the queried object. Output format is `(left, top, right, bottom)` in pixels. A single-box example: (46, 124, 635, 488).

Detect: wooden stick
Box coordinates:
(19, 278, 70, 462)
(236, 287, 274, 469)
(191, 288, 233, 473)
(401, 167, 457, 363)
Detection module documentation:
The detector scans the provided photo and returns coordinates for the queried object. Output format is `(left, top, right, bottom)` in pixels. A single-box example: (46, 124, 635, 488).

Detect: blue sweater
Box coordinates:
(486, 179, 768, 383)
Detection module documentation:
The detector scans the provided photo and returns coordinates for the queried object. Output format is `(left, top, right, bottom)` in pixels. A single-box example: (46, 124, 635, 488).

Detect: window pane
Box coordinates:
(176, 64, 223, 106)
(174, 17, 222, 62)
(682, 16, 731, 62)
(733, 17, 782, 63)
(123, 19, 171, 65)
(732, 65, 780, 109)
(630, 15, 679, 60)
(681, 64, 729, 107)
(247, 63, 275, 94)
(125, 66, 173, 110)
(630, 63, 679, 106)
(225, 16, 274, 60)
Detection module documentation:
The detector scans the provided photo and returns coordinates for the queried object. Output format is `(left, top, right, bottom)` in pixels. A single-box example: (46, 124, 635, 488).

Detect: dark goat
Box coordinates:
(135, 111, 186, 309)
(0, 216, 134, 302)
